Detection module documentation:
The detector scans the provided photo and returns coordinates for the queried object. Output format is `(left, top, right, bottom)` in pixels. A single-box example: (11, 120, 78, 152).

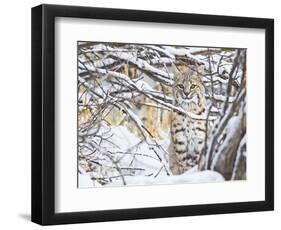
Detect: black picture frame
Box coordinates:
(31, 4, 274, 225)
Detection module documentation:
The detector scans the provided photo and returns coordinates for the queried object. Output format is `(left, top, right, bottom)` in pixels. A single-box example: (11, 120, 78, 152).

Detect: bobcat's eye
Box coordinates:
(177, 84, 184, 89)
(190, 84, 196, 90)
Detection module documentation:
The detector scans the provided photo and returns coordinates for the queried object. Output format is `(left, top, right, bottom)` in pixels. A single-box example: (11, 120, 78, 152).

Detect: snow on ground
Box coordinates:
(79, 125, 225, 188)
(78, 43, 241, 189)
(105, 169, 225, 187)
(101, 125, 169, 176)
(79, 167, 225, 188)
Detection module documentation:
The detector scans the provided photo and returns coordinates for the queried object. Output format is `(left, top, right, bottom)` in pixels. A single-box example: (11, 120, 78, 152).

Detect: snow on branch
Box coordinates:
(78, 42, 246, 187)
(107, 51, 175, 85)
(79, 63, 216, 121)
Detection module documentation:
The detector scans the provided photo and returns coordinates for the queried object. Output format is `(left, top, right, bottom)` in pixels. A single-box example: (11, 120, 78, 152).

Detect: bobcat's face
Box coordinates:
(174, 75, 205, 108)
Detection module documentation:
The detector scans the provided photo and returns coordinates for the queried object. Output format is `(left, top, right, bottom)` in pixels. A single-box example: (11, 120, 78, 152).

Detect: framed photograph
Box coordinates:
(31, 4, 274, 225)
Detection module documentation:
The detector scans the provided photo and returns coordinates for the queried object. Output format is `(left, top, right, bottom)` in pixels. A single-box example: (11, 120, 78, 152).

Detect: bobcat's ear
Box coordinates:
(196, 64, 207, 76)
(170, 63, 181, 83)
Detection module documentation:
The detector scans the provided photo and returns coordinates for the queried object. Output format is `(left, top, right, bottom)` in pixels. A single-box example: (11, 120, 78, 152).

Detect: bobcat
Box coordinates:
(169, 68, 207, 175)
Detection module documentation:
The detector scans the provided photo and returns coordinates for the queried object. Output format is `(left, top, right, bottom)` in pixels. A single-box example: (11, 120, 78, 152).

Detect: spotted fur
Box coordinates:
(169, 70, 207, 175)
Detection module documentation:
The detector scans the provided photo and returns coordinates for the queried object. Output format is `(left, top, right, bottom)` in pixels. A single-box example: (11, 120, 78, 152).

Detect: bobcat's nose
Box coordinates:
(184, 92, 192, 99)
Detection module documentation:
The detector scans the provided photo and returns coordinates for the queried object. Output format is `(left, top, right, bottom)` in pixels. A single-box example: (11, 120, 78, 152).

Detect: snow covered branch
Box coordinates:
(78, 42, 247, 186)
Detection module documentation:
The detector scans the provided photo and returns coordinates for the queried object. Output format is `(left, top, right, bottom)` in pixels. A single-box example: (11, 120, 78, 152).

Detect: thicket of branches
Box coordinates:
(78, 42, 246, 186)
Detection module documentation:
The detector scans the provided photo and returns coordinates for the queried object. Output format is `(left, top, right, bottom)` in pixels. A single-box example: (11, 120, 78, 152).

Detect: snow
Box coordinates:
(109, 51, 175, 85)
(108, 170, 224, 186)
(91, 58, 116, 68)
(79, 124, 225, 188)
(150, 57, 174, 65)
(85, 43, 127, 52)
(79, 65, 214, 121)
(231, 134, 246, 180)
(188, 47, 209, 53)
(210, 99, 245, 170)
(78, 43, 245, 188)
(162, 46, 192, 56)
(162, 46, 206, 65)
(145, 45, 176, 59)
(203, 75, 229, 84)
(79, 173, 95, 187)
(79, 167, 225, 188)
(212, 94, 236, 103)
